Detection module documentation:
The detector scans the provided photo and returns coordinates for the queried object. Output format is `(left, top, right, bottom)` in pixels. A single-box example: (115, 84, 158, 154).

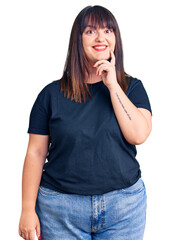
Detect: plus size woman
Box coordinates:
(19, 5, 152, 240)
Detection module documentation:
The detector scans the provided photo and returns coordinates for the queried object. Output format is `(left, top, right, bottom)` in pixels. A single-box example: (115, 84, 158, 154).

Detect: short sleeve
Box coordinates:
(27, 87, 50, 135)
(127, 78, 152, 116)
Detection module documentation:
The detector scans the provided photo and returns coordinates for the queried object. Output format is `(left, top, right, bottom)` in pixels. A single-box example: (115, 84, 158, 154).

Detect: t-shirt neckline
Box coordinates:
(86, 80, 103, 85)
(86, 80, 103, 92)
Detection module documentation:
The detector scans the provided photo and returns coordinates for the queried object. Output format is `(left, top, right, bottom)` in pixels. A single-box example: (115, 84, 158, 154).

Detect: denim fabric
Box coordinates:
(35, 177, 147, 240)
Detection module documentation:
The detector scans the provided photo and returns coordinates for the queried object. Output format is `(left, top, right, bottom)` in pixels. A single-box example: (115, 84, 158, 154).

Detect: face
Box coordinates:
(82, 23, 116, 65)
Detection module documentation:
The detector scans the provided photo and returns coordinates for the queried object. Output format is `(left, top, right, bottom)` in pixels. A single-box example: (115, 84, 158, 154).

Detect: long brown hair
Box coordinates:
(60, 5, 131, 103)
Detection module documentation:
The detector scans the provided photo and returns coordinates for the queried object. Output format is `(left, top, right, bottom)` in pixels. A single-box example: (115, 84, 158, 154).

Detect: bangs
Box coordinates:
(80, 6, 116, 34)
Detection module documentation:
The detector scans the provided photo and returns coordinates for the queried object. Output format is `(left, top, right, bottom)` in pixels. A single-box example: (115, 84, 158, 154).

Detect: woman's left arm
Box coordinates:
(94, 50, 152, 145)
(109, 83, 152, 145)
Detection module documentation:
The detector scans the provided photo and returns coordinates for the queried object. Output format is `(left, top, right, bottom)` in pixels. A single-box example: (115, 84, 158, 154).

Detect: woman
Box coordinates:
(19, 5, 152, 240)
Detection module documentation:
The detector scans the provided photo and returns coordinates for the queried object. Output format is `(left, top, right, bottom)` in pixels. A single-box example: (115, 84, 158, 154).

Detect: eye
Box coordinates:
(86, 29, 95, 34)
(105, 29, 113, 33)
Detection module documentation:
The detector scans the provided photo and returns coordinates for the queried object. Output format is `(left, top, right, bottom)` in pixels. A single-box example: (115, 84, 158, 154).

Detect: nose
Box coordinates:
(95, 30, 105, 42)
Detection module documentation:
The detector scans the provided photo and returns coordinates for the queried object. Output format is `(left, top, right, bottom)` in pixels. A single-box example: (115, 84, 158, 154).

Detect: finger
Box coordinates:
(29, 230, 35, 240)
(20, 231, 26, 239)
(110, 50, 115, 66)
(21, 231, 28, 240)
(25, 232, 29, 240)
(93, 59, 109, 68)
(97, 64, 109, 76)
(36, 222, 41, 239)
(21, 231, 27, 240)
(19, 228, 22, 237)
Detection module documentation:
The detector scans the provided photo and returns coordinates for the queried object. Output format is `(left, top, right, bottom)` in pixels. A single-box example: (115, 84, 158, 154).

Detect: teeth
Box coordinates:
(94, 46, 107, 49)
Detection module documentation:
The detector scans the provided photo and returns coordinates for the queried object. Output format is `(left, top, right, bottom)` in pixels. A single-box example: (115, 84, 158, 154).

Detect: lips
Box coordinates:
(93, 45, 108, 47)
(92, 45, 108, 51)
(93, 44, 107, 47)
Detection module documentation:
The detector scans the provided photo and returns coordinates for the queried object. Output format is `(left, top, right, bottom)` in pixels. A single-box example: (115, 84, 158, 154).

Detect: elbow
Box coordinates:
(135, 125, 152, 145)
(125, 125, 152, 145)
(135, 137, 147, 145)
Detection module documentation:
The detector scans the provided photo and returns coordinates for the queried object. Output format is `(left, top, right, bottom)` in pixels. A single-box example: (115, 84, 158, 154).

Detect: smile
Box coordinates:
(92, 46, 108, 51)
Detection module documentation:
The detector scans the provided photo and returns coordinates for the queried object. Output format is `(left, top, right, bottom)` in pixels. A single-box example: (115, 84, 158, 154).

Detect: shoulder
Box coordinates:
(127, 75, 142, 86)
(126, 75, 143, 95)
(38, 79, 61, 97)
(40, 79, 60, 92)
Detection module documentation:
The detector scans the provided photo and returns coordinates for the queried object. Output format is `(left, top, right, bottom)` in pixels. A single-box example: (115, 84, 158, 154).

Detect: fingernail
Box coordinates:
(38, 236, 41, 239)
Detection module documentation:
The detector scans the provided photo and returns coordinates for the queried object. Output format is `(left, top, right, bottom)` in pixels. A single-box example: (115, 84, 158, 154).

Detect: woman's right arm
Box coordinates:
(19, 134, 50, 240)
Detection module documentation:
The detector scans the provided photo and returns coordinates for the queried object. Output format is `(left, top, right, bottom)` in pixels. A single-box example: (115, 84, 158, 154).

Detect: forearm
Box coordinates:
(109, 82, 149, 145)
(22, 153, 45, 211)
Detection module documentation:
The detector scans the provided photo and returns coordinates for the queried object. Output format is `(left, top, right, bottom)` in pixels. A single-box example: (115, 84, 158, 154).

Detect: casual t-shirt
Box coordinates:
(27, 76, 152, 195)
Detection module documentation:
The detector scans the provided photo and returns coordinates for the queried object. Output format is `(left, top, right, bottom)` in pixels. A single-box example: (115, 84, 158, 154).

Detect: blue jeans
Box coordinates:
(35, 177, 147, 240)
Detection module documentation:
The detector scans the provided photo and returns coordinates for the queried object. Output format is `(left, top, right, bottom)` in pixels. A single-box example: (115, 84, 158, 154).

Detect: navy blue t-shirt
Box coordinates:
(27, 76, 152, 195)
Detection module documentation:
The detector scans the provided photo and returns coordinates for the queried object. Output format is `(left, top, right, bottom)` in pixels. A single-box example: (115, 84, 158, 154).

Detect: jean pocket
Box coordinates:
(39, 186, 62, 196)
(119, 178, 145, 194)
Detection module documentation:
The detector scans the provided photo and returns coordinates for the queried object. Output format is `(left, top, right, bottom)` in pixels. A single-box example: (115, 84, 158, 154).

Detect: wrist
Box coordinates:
(108, 81, 119, 92)
(22, 201, 36, 212)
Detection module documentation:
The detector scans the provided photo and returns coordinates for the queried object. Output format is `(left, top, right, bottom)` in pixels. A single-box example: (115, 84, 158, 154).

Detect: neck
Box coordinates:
(84, 64, 102, 84)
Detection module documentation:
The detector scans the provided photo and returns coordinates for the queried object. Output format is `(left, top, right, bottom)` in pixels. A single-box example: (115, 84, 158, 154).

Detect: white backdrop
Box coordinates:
(0, 0, 170, 239)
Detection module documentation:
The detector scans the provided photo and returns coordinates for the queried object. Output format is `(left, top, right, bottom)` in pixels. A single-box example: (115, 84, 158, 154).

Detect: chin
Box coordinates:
(98, 56, 109, 61)
(90, 55, 109, 63)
